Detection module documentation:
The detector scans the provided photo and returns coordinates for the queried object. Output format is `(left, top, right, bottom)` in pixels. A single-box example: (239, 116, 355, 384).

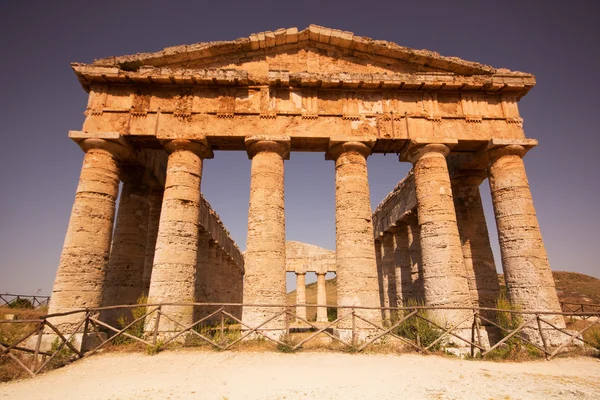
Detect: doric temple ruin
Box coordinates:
(49, 25, 563, 343)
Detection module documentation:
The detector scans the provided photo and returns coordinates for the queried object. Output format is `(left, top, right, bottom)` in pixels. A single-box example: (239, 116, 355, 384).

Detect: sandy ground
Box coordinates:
(1, 350, 599, 400)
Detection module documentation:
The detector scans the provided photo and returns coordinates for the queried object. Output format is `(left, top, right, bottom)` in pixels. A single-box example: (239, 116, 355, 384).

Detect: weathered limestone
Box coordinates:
(194, 232, 211, 320)
(242, 136, 290, 338)
(48, 138, 126, 331)
(327, 141, 382, 337)
(401, 142, 473, 324)
(295, 273, 307, 321)
(52, 26, 565, 348)
(316, 273, 328, 323)
(379, 232, 397, 324)
(392, 224, 413, 306)
(451, 170, 501, 315)
(285, 241, 336, 275)
(145, 139, 213, 334)
(102, 170, 151, 326)
(203, 240, 220, 321)
(487, 145, 564, 326)
(142, 188, 163, 295)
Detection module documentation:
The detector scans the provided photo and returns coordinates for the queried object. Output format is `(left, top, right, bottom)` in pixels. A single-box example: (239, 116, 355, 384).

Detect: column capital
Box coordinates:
(69, 131, 133, 160)
(451, 169, 488, 187)
(486, 144, 528, 164)
(325, 140, 374, 161)
(78, 138, 132, 160)
(163, 139, 213, 159)
(399, 139, 457, 164)
(245, 135, 291, 160)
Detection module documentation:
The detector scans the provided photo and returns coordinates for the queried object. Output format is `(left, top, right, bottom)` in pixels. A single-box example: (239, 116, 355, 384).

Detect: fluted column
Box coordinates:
(242, 136, 290, 337)
(234, 265, 244, 319)
(451, 170, 501, 316)
(487, 145, 563, 326)
(194, 231, 211, 320)
(295, 273, 307, 321)
(145, 139, 213, 334)
(326, 141, 381, 338)
(406, 214, 424, 302)
(102, 168, 151, 326)
(380, 232, 397, 325)
(142, 188, 163, 295)
(48, 139, 127, 331)
(316, 273, 328, 323)
(392, 224, 413, 306)
(204, 240, 219, 323)
(402, 143, 473, 324)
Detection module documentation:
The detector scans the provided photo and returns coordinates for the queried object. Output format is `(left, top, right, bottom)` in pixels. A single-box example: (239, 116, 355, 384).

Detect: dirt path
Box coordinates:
(1, 351, 599, 399)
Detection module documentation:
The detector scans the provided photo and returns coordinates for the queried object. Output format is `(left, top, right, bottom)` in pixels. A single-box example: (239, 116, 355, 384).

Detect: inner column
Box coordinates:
(380, 232, 397, 325)
(451, 170, 501, 317)
(392, 223, 413, 307)
(295, 272, 307, 321)
(101, 168, 151, 326)
(145, 139, 213, 335)
(316, 272, 328, 323)
(241, 136, 290, 339)
(326, 141, 382, 340)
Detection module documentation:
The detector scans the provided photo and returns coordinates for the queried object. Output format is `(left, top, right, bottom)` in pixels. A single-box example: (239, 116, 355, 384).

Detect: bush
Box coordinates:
(485, 295, 542, 360)
(584, 326, 600, 352)
(395, 300, 442, 351)
(113, 296, 147, 345)
(8, 298, 33, 309)
(48, 337, 75, 369)
(327, 307, 337, 322)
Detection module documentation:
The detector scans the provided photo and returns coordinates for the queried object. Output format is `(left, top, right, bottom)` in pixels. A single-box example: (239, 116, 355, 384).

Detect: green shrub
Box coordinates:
(113, 296, 148, 345)
(8, 298, 33, 309)
(48, 337, 74, 369)
(485, 295, 543, 360)
(395, 300, 442, 351)
(327, 307, 337, 322)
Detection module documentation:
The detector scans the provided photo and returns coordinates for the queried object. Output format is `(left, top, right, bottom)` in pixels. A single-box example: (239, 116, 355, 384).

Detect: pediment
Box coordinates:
(87, 25, 528, 78)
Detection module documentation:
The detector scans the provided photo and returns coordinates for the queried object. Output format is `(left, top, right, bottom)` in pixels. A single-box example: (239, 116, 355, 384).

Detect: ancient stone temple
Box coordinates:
(49, 25, 563, 341)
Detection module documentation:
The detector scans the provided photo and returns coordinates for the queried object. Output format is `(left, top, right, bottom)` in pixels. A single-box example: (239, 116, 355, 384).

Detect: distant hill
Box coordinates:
(287, 271, 600, 319)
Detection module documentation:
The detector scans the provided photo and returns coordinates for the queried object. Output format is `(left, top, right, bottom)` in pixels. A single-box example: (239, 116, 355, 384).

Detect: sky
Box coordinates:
(0, 0, 598, 296)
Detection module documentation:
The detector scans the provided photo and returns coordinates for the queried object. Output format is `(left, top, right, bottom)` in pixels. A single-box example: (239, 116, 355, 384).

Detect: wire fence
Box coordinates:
(1, 302, 599, 378)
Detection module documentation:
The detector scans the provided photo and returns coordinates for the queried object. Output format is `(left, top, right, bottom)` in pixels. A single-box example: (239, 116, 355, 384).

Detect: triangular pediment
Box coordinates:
(88, 25, 528, 78)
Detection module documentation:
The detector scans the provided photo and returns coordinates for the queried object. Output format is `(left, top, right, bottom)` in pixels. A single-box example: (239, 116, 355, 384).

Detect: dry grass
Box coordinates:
(0, 306, 47, 382)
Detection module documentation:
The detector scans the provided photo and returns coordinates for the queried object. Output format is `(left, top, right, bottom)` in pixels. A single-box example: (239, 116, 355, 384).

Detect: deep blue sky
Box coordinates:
(1, 0, 598, 295)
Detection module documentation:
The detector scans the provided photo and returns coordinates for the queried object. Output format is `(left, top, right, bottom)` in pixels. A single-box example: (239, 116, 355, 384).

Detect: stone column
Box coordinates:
(295, 273, 307, 321)
(142, 188, 163, 295)
(234, 265, 244, 319)
(451, 170, 501, 316)
(48, 138, 127, 331)
(402, 143, 473, 325)
(101, 169, 151, 327)
(316, 273, 328, 323)
(379, 232, 397, 325)
(392, 223, 413, 306)
(242, 136, 290, 338)
(406, 214, 424, 302)
(214, 249, 226, 306)
(145, 139, 213, 334)
(326, 141, 381, 338)
(194, 231, 211, 320)
(225, 257, 237, 315)
(204, 240, 219, 323)
(487, 145, 563, 326)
